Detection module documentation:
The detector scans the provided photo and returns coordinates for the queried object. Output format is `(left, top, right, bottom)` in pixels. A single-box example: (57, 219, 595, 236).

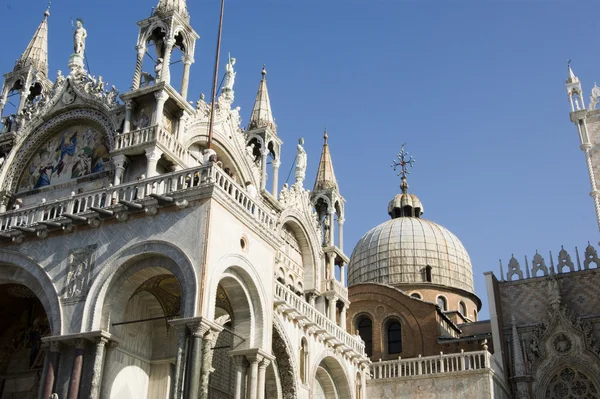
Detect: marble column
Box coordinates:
(256, 357, 270, 399)
(132, 45, 146, 90)
(338, 217, 345, 252)
(170, 327, 187, 399)
(17, 88, 29, 114)
(328, 210, 335, 247)
(0, 88, 8, 118)
(153, 90, 169, 126)
(340, 264, 346, 287)
(199, 330, 218, 399)
(340, 305, 348, 330)
(328, 295, 338, 322)
(180, 56, 194, 100)
(112, 154, 128, 186)
(89, 337, 108, 399)
(232, 355, 247, 399)
(245, 354, 261, 399)
(41, 342, 61, 399)
(160, 39, 176, 85)
(123, 100, 134, 133)
(271, 159, 280, 197)
(327, 253, 336, 282)
(66, 339, 85, 399)
(185, 327, 205, 399)
(260, 149, 268, 191)
(145, 147, 163, 178)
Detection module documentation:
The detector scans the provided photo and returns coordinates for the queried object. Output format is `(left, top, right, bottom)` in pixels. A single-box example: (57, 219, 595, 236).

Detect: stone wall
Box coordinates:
(366, 370, 509, 399)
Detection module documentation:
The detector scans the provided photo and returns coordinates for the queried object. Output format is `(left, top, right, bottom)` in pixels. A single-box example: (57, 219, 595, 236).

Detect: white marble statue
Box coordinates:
(295, 138, 307, 185)
(73, 19, 87, 56)
(222, 55, 236, 92)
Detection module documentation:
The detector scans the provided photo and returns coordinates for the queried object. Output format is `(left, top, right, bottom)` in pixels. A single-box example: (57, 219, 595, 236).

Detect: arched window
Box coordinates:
(300, 338, 308, 384)
(410, 292, 422, 300)
(357, 316, 373, 357)
(425, 265, 432, 282)
(437, 296, 447, 311)
(459, 301, 467, 316)
(387, 320, 402, 354)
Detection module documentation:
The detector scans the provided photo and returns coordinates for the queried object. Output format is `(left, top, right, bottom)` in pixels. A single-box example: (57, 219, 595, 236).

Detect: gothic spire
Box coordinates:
(567, 59, 579, 84)
(248, 66, 276, 133)
(16, 7, 50, 76)
(511, 316, 526, 377)
(155, 0, 189, 21)
(313, 129, 339, 191)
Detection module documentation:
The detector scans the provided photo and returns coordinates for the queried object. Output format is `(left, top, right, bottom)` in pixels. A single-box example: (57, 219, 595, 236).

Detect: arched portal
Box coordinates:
(266, 322, 297, 399)
(313, 356, 352, 399)
(0, 284, 50, 398)
(99, 258, 184, 399)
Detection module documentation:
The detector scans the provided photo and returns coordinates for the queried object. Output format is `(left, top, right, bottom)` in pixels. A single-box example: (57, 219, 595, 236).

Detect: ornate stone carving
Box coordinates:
(272, 323, 298, 399)
(63, 244, 97, 300)
(552, 333, 572, 355)
(507, 255, 524, 281)
(295, 138, 307, 186)
(557, 246, 575, 273)
(583, 243, 599, 270)
(531, 250, 549, 277)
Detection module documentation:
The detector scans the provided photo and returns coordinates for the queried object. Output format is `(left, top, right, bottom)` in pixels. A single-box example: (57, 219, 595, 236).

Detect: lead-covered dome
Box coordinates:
(348, 175, 475, 294)
(348, 217, 475, 293)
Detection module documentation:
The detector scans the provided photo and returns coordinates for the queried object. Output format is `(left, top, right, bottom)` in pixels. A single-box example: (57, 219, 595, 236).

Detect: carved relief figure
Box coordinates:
(63, 246, 96, 300)
(18, 125, 109, 192)
(73, 19, 87, 56)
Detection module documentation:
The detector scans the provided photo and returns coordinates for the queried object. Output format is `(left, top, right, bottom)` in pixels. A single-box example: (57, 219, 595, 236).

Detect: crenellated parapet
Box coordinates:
(498, 243, 600, 282)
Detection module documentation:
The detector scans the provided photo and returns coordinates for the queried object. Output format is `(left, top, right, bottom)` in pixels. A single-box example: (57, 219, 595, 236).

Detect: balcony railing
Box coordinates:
(114, 125, 196, 166)
(0, 164, 276, 233)
(274, 281, 365, 356)
(371, 350, 500, 380)
(321, 278, 348, 299)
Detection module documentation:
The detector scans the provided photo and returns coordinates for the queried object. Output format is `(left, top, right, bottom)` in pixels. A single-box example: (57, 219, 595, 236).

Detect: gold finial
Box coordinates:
(391, 144, 415, 193)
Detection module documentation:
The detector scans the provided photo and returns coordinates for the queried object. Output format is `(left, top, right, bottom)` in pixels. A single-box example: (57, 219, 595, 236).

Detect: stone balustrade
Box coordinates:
(371, 350, 498, 380)
(274, 281, 365, 356)
(0, 164, 276, 233)
(321, 278, 348, 298)
(114, 125, 196, 166)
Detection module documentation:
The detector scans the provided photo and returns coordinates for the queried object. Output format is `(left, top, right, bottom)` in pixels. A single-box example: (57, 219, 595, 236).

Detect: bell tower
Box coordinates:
(117, 0, 200, 182)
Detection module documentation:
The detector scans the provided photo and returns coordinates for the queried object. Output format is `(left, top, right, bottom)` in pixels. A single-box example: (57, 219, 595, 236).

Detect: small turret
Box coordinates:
(0, 6, 52, 120)
(566, 60, 584, 112)
(246, 66, 281, 195)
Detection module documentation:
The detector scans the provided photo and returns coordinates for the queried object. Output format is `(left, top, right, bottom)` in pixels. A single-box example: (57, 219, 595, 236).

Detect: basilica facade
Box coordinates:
(0, 1, 368, 398)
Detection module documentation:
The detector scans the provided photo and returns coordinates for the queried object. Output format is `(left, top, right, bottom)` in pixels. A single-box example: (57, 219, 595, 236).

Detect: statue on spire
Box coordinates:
(295, 138, 307, 186)
(391, 144, 415, 193)
(73, 19, 87, 56)
(222, 54, 236, 92)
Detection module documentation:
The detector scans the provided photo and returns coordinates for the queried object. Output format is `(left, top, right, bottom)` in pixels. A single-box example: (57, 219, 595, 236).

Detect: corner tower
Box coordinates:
(117, 0, 199, 181)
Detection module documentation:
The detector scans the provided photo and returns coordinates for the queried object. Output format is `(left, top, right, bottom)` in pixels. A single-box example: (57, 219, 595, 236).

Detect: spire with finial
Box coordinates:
(567, 59, 579, 84)
(566, 59, 585, 112)
(248, 65, 276, 133)
(155, 0, 189, 20)
(388, 144, 423, 218)
(313, 128, 339, 191)
(16, 4, 51, 76)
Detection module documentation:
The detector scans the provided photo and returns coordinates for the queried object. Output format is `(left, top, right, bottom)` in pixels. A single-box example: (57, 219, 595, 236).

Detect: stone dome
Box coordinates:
(348, 201, 476, 294)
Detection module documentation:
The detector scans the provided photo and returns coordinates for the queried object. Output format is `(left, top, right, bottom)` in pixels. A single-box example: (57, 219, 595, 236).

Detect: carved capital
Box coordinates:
(136, 45, 146, 55)
(272, 159, 281, 169)
(182, 55, 194, 65)
(154, 90, 169, 102)
(112, 154, 128, 170)
(74, 338, 86, 350)
(165, 38, 176, 48)
(125, 100, 135, 111)
(145, 147, 163, 162)
(96, 336, 109, 348)
(188, 322, 211, 338)
(258, 357, 271, 370)
(50, 341, 61, 352)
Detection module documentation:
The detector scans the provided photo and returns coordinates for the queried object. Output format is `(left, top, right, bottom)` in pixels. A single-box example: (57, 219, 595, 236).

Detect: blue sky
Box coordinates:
(2, 0, 600, 318)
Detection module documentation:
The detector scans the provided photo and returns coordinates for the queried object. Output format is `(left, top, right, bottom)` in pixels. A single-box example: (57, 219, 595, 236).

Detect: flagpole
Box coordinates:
(207, 0, 225, 151)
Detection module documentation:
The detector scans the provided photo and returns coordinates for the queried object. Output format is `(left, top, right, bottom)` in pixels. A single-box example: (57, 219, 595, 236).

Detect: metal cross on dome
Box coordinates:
(391, 144, 415, 180)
